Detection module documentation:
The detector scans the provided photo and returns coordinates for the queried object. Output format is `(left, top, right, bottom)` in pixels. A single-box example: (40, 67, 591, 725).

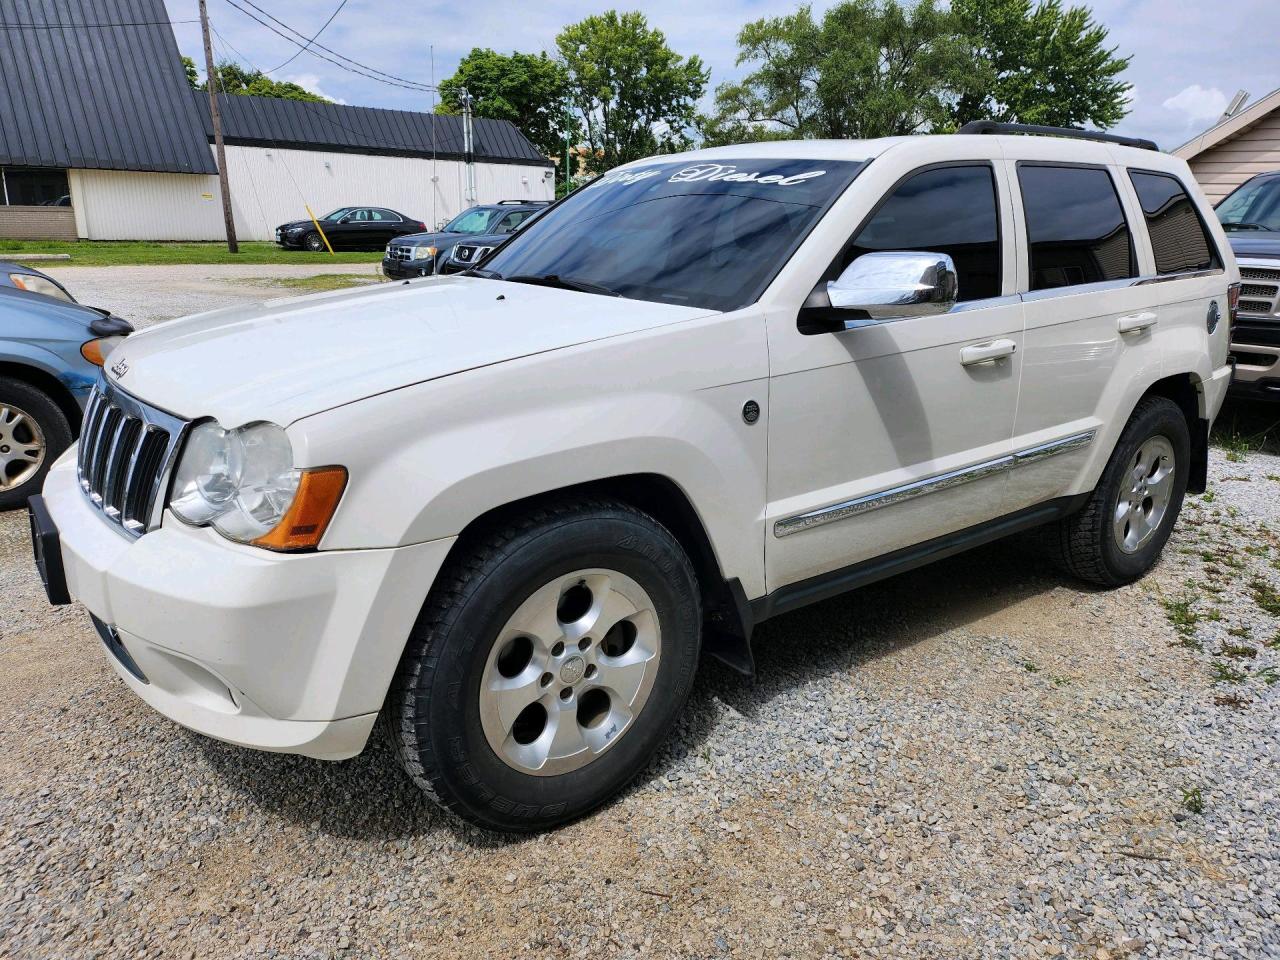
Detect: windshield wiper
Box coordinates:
(1223, 222, 1275, 232)
(502, 274, 621, 297)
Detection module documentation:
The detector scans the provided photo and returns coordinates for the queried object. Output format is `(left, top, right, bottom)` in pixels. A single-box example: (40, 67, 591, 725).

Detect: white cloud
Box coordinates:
(283, 73, 347, 105)
(1161, 84, 1228, 124)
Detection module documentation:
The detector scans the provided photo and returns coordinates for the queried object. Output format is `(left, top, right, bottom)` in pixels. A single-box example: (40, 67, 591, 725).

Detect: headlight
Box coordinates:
(79, 336, 127, 366)
(169, 421, 346, 551)
(411, 246, 438, 261)
(10, 273, 72, 301)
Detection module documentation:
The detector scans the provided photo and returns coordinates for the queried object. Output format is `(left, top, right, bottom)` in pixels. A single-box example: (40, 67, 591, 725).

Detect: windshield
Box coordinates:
(1216, 176, 1280, 232)
(478, 158, 865, 311)
(444, 208, 500, 234)
(321, 207, 355, 221)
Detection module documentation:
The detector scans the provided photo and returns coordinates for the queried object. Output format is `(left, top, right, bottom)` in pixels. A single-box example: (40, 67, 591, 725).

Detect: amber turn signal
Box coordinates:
(80, 338, 110, 366)
(252, 466, 348, 552)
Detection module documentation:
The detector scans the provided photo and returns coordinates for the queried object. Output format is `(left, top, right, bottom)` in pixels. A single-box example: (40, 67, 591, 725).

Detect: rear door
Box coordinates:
(1003, 157, 1159, 511)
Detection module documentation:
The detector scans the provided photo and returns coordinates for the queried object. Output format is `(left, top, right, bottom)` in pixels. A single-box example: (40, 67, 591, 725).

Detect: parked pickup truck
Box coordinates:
(1216, 170, 1280, 399)
(30, 127, 1236, 832)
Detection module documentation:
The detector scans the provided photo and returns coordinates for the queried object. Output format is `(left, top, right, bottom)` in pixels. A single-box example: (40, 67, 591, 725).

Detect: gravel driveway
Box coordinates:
(2, 269, 1278, 959)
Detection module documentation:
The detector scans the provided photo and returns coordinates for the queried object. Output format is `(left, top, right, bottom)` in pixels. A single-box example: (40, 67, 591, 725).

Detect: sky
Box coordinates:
(165, 0, 1280, 153)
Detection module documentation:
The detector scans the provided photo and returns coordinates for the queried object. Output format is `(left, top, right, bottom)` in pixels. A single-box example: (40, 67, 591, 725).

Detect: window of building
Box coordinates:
(842, 165, 1002, 302)
(1128, 170, 1220, 275)
(1, 167, 70, 206)
(1018, 165, 1134, 290)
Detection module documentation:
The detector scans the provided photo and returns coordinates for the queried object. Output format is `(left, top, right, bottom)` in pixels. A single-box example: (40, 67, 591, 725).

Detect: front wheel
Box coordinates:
(385, 499, 702, 832)
(303, 231, 325, 252)
(0, 378, 73, 510)
(1040, 396, 1190, 587)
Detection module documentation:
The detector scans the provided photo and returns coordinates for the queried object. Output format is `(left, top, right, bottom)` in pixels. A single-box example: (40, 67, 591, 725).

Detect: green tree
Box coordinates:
(438, 49, 572, 159)
(557, 10, 709, 172)
(705, 1, 984, 145)
(183, 56, 329, 102)
(951, 0, 1131, 129)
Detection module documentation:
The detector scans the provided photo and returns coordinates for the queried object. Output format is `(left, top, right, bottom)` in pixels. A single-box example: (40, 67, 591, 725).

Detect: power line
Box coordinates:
(219, 0, 434, 92)
(262, 0, 348, 75)
(208, 24, 463, 156)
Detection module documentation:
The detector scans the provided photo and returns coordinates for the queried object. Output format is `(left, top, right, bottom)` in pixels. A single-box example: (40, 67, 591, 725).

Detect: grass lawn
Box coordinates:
(0, 239, 382, 267)
(235, 273, 388, 292)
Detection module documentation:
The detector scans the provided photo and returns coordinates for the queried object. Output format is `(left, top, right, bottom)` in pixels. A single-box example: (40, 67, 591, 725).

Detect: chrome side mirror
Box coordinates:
(826, 251, 958, 324)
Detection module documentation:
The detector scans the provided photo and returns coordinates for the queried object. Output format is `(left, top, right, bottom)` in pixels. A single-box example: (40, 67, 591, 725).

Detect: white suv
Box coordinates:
(30, 128, 1237, 831)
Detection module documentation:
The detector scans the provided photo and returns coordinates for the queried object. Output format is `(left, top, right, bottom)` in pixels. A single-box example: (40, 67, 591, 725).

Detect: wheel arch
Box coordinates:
(439, 473, 756, 676)
(0, 361, 84, 438)
(1139, 372, 1207, 493)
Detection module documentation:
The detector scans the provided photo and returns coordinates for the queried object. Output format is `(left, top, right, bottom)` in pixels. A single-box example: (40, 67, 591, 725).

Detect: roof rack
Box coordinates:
(956, 120, 1160, 152)
(497, 199, 552, 205)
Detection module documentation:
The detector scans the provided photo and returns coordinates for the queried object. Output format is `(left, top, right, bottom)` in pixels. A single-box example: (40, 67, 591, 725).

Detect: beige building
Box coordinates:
(1174, 87, 1280, 203)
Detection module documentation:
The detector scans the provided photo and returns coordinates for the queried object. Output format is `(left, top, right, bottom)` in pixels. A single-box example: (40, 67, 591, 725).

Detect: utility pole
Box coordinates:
(460, 88, 476, 204)
(199, 0, 238, 253)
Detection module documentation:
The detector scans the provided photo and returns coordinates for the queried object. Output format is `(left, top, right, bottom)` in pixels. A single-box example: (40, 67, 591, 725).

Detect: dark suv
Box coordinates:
(1216, 171, 1280, 399)
(382, 201, 550, 279)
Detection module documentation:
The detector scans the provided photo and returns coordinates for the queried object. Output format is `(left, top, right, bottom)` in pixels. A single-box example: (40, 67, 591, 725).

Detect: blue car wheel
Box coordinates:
(0, 377, 72, 509)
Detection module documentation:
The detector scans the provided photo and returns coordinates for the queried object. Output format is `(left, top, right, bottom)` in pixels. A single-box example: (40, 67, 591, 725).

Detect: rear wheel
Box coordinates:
(385, 499, 701, 832)
(0, 377, 72, 510)
(1040, 396, 1189, 587)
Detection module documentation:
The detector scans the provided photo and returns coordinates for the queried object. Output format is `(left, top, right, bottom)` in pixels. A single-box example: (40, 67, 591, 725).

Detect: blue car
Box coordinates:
(0, 285, 132, 508)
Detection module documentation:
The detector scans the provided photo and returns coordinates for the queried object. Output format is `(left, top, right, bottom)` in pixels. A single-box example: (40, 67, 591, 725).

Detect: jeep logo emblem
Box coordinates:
(109, 357, 129, 379)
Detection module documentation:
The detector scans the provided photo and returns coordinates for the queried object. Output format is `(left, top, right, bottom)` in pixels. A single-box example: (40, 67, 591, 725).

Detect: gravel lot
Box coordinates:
(2, 270, 1279, 959)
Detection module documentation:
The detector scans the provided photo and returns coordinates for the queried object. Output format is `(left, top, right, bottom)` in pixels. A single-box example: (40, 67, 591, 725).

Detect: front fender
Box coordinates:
(289, 313, 771, 599)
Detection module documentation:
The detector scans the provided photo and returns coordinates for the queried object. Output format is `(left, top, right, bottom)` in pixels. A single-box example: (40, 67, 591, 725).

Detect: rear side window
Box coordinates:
(1128, 171, 1220, 274)
(1018, 165, 1134, 290)
(844, 165, 1002, 302)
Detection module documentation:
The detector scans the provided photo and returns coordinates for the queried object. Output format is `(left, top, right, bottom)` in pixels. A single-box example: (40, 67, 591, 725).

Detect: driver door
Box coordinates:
(765, 158, 1024, 591)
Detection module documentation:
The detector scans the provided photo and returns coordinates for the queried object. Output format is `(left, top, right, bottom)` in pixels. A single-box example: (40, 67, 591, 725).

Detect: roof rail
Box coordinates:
(956, 120, 1159, 152)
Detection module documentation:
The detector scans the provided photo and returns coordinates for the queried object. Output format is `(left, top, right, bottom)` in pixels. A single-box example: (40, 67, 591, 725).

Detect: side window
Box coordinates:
(1018, 165, 1134, 290)
(843, 165, 1002, 302)
(1128, 171, 1220, 275)
(348, 209, 370, 222)
(502, 211, 531, 232)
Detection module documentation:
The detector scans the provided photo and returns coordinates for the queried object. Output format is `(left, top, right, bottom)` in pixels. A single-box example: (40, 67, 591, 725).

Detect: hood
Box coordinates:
(1228, 234, 1280, 260)
(105, 276, 714, 427)
(391, 231, 464, 249)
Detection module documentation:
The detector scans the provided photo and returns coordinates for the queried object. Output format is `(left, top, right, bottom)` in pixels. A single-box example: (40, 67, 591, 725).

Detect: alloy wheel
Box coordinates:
(0, 404, 45, 492)
(1112, 435, 1175, 554)
(479, 568, 661, 776)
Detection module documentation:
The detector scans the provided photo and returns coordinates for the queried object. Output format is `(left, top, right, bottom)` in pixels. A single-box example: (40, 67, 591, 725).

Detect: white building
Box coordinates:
(0, 1, 554, 242)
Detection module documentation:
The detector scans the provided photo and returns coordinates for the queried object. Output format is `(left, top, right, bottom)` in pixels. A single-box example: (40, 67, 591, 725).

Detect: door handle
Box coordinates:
(959, 338, 1018, 366)
(1117, 311, 1158, 334)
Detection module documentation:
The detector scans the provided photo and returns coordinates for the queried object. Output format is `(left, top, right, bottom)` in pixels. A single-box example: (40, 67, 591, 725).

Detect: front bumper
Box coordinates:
(37, 453, 455, 760)
(1229, 322, 1280, 400)
(381, 257, 433, 279)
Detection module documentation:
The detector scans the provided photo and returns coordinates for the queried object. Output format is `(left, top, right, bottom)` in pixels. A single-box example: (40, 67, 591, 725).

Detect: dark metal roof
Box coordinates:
(199, 93, 554, 168)
(0, 0, 218, 174)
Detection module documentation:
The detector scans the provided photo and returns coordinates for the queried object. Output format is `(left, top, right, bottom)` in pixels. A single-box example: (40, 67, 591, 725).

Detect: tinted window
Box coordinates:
(1129, 172, 1219, 274)
(500, 211, 532, 232)
(445, 208, 498, 233)
(481, 158, 865, 311)
(1216, 174, 1280, 233)
(1019, 165, 1133, 290)
(843, 165, 1001, 302)
(1, 167, 69, 206)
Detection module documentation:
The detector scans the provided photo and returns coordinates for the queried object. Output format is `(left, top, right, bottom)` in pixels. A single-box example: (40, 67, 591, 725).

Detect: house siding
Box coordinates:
(1185, 113, 1280, 203)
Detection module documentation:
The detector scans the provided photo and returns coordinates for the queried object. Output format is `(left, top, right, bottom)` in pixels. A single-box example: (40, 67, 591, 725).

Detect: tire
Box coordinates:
(0, 377, 73, 510)
(385, 499, 702, 832)
(303, 231, 324, 252)
(1040, 396, 1190, 587)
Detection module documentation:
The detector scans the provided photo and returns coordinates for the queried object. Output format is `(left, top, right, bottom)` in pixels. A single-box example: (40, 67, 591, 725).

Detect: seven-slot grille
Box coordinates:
(1238, 265, 1280, 318)
(76, 380, 187, 537)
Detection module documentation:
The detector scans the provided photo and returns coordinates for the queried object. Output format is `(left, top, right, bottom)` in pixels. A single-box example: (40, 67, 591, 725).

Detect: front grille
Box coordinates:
(452, 244, 492, 264)
(77, 379, 187, 537)
(1236, 264, 1280, 320)
(388, 245, 413, 262)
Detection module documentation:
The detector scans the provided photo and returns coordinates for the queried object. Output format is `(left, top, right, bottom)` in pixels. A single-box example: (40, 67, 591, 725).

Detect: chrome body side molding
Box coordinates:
(773, 430, 1096, 538)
